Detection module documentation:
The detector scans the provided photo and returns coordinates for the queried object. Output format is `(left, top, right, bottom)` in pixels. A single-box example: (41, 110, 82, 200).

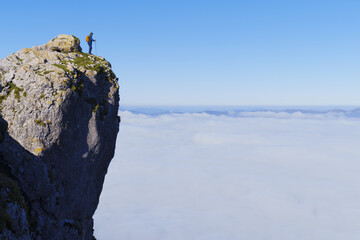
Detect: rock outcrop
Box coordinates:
(0, 34, 119, 239)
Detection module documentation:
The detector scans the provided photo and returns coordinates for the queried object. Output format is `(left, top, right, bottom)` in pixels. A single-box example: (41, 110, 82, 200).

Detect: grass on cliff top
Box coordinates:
(53, 53, 108, 74)
(72, 53, 109, 72)
(53, 53, 117, 88)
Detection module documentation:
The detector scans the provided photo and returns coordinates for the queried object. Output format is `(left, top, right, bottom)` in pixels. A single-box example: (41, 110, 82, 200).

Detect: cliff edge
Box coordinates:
(0, 34, 119, 239)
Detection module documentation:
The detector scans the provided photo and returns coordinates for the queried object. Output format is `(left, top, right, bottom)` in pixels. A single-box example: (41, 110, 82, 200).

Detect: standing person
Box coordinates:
(85, 32, 96, 54)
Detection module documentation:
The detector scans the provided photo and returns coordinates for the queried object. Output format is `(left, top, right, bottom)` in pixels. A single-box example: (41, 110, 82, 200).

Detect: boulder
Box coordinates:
(0, 34, 120, 239)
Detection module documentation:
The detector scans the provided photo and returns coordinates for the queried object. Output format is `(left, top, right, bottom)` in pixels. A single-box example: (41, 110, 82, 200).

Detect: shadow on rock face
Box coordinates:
(0, 34, 120, 240)
(40, 70, 119, 219)
(0, 116, 96, 240)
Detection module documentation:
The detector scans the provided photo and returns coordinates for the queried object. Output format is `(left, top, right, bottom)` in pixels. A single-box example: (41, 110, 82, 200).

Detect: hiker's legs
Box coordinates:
(88, 43, 92, 54)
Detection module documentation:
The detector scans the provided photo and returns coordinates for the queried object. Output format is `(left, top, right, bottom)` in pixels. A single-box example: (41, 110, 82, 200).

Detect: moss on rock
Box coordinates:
(35, 119, 46, 127)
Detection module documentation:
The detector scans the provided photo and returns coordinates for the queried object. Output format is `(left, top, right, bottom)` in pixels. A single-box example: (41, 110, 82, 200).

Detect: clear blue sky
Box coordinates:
(1, 0, 359, 106)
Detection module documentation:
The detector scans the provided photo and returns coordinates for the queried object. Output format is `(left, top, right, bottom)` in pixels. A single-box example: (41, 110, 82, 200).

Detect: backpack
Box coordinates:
(86, 35, 90, 42)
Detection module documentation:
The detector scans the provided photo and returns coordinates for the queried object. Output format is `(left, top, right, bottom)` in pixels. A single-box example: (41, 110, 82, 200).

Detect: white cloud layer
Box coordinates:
(94, 110, 360, 240)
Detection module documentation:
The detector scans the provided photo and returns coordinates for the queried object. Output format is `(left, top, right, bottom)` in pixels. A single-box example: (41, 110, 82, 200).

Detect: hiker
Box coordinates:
(86, 32, 96, 54)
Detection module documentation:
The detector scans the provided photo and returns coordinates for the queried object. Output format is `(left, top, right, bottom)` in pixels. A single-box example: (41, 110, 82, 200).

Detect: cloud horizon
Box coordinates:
(95, 110, 360, 240)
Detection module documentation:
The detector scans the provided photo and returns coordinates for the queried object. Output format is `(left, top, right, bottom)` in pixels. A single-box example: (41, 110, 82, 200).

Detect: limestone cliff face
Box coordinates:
(0, 34, 119, 239)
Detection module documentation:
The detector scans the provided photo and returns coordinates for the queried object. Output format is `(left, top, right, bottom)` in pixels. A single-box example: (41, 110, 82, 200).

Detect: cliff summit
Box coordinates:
(0, 34, 119, 239)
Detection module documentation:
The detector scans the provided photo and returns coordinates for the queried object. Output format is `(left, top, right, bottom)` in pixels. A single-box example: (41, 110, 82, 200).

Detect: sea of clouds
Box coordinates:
(94, 107, 360, 240)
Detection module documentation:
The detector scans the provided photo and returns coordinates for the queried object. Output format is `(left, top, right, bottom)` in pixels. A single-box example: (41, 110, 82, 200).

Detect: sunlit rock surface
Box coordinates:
(0, 34, 119, 239)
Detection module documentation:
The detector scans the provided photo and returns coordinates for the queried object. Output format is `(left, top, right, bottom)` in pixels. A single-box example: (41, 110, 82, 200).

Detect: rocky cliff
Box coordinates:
(0, 34, 119, 239)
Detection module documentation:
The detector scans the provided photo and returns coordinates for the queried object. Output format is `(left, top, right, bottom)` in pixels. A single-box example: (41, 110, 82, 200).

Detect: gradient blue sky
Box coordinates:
(1, 0, 359, 106)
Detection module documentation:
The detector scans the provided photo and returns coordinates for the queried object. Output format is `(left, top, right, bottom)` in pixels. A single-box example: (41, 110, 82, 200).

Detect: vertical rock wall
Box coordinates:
(0, 35, 120, 239)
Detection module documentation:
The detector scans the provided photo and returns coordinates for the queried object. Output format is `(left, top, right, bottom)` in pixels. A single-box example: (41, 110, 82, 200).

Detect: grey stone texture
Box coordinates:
(0, 34, 120, 239)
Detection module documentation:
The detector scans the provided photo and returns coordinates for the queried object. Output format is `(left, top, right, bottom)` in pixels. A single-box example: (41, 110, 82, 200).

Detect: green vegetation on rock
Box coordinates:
(71, 52, 109, 72)
(71, 81, 84, 97)
(34, 69, 54, 77)
(0, 34, 119, 239)
(91, 104, 99, 113)
(35, 119, 47, 127)
(53, 63, 70, 73)
(0, 82, 24, 104)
